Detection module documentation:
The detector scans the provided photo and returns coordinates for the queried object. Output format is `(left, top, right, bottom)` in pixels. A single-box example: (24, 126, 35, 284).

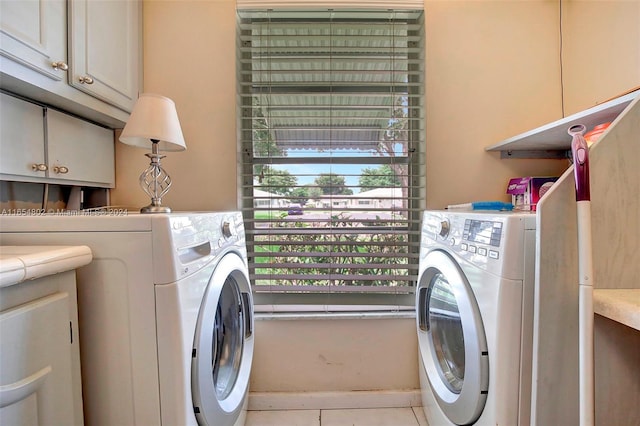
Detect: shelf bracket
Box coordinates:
(500, 149, 571, 160)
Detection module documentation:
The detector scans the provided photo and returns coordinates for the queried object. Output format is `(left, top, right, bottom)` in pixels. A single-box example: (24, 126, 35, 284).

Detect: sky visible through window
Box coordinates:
(272, 144, 406, 193)
(272, 163, 362, 191)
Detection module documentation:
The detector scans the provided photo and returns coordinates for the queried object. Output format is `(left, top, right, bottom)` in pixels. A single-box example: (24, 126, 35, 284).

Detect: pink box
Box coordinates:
(507, 177, 558, 211)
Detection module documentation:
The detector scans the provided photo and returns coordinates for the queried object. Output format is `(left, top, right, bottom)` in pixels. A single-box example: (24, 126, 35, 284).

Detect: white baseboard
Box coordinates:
(248, 389, 422, 411)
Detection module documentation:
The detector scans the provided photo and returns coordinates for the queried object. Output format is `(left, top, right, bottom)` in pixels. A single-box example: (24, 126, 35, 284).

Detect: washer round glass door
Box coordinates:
(416, 249, 488, 425)
(213, 277, 244, 399)
(192, 252, 254, 426)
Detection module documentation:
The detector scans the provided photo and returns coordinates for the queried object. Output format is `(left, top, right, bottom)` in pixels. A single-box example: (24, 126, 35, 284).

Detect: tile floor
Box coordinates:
(246, 407, 429, 426)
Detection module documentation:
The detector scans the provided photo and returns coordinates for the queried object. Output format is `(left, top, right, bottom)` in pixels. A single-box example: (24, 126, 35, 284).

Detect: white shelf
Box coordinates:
(486, 89, 639, 159)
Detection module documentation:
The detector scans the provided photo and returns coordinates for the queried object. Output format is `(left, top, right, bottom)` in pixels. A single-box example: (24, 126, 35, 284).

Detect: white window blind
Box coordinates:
(236, 8, 425, 307)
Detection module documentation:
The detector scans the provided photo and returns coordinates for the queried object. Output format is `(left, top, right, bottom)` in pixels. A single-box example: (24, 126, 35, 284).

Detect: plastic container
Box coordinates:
(584, 122, 611, 147)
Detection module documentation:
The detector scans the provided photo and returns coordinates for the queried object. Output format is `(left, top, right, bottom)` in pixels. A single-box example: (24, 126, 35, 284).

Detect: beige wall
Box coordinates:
(112, 0, 638, 211)
(110, 0, 640, 394)
(251, 318, 419, 393)
(112, 0, 565, 211)
(424, 0, 567, 209)
(563, 0, 640, 114)
(113, 0, 238, 211)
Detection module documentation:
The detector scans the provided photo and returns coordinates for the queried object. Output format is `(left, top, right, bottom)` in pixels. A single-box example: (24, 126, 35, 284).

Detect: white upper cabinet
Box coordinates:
(69, 0, 140, 113)
(47, 108, 115, 186)
(0, 92, 115, 188)
(0, 0, 141, 127)
(0, 0, 68, 81)
(0, 93, 46, 178)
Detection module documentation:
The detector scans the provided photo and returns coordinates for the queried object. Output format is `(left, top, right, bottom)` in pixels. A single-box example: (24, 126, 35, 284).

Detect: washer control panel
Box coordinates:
(163, 211, 247, 282)
(420, 210, 534, 279)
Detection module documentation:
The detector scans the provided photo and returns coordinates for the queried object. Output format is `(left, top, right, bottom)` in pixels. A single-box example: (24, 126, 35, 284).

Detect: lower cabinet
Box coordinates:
(0, 293, 76, 425)
(0, 271, 84, 426)
(0, 92, 115, 188)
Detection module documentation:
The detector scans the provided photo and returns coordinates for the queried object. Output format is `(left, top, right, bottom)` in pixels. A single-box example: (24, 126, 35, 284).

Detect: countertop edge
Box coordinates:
(593, 289, 640, 331)
(0, 245, 93, 288)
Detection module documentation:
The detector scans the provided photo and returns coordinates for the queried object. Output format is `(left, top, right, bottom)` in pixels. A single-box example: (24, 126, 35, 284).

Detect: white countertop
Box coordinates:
(593, 289, 640, 331)
(0, 245, 93, 288)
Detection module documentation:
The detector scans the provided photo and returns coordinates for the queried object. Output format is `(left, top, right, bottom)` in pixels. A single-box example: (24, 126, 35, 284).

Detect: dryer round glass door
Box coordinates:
(416, 249, 488, 425)
(192, 252, 254, 426)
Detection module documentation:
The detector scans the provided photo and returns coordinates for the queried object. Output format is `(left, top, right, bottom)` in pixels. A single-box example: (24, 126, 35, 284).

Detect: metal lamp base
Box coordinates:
(138, 140, 174, 214)
(140, 205, 172, 214)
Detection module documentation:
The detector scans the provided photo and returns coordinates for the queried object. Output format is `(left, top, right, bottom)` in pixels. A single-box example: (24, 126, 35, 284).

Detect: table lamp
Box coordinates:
(119, 93, 186, 213)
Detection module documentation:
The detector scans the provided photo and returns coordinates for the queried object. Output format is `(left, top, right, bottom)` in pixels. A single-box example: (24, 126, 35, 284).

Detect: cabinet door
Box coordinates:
(47, 108, 115, 187)
(0, 93, 46, 179)
(0, 292, 75, 426)
(69, 0, 141, 112)
(0, 0, 67, 80)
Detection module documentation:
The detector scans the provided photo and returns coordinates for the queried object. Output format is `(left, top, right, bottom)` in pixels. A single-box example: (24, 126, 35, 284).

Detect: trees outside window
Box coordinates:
(237, 8, 425, 306)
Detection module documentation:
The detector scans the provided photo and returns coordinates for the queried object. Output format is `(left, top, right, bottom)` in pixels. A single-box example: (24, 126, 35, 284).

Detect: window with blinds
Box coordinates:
(236, 8, 425, 307)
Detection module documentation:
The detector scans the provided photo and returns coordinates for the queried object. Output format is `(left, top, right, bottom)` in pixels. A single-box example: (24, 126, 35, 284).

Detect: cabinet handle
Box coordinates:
(51, 61, 69, 71)
(53, 166, 69, 174)
(31, 163, 47, 172)
(78, 76, 94, 84)
(0, 366, 52, 408)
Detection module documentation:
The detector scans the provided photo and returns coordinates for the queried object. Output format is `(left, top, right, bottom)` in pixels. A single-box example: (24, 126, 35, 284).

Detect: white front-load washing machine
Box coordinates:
(0, 211, 254, 426)
(415, 210, 536, 425)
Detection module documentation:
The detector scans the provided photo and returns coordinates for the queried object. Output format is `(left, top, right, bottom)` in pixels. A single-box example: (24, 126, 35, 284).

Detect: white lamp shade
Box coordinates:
(119, 93, 186, 151)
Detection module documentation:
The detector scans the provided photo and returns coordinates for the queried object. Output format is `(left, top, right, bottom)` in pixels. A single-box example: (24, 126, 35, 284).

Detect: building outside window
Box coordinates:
(236, 6, 425, 309)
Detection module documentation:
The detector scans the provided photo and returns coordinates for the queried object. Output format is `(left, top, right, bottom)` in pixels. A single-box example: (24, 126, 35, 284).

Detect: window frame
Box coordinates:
(236, 8, 426, 309)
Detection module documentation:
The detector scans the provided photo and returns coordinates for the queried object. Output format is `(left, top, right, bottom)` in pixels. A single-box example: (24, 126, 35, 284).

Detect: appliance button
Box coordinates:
(461, 243, 468, 251)
(489, 250, 499, 259)
(478, 247, 487, 256)
(468, 245, 477, 254)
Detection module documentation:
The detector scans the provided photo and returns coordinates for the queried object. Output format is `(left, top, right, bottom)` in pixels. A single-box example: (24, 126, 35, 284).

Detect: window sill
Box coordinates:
(254, 305, 415, 321)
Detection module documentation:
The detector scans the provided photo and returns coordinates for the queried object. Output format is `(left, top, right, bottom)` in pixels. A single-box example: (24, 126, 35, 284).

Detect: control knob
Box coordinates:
(222, 221, 234, 239)
(438, 220, 450, 238)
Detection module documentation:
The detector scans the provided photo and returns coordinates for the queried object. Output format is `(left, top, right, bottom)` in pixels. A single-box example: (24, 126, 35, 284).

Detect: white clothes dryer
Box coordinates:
(415, 211, 536, 425)
(0, 211, 254, 426)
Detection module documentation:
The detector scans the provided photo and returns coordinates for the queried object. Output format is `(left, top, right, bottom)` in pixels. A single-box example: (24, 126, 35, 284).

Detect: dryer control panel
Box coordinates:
(463, 218, 503, 247)
(461, 218, 503, 260)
